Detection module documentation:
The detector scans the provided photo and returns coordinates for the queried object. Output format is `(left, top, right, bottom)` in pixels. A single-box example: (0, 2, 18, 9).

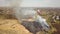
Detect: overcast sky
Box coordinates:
(0, 0, 60, 7)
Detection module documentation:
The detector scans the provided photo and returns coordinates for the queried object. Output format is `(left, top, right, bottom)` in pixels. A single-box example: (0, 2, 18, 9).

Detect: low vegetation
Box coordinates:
(0, 7, 60, 34)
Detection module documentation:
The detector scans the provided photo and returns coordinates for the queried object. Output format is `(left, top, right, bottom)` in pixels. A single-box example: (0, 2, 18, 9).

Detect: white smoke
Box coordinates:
(36, 15, 50, 31)
(14, 7, 50, 31)
(14, 8, 36, 22)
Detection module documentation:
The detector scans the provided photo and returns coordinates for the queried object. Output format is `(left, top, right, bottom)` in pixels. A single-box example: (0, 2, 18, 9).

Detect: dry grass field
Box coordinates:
(0, 15, 32, 34)
(0, 7, 60, 34)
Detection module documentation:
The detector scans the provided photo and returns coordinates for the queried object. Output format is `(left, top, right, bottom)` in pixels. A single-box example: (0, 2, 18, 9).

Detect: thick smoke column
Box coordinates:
(14, 8, 50, 34)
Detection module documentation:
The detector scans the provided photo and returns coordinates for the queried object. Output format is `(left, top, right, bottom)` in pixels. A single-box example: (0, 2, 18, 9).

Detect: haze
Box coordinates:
(0, 0, 60, 7)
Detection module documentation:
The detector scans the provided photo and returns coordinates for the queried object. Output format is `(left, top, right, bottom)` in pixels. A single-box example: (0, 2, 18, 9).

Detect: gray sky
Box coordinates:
(0, 0, 60, 7)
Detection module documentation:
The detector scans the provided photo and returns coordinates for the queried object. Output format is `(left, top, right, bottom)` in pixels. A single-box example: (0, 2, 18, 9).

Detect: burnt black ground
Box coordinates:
(21, 21, 43, 34)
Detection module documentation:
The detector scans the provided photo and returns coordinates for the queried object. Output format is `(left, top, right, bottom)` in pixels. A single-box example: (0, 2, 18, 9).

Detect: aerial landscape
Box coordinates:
(0, 0, 60, 34)
(0, 7, 60, 34)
